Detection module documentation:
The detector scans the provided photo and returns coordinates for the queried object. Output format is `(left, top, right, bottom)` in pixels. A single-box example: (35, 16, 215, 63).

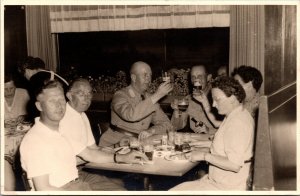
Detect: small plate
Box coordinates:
(164, 153, 189, 162)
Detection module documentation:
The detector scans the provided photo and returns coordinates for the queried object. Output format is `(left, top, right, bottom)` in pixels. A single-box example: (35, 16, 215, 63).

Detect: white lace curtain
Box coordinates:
(49, 5, 230, 32)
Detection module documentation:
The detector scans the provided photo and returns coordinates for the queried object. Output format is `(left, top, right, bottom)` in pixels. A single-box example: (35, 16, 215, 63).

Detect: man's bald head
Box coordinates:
(130, 61, 152, 93)
(130, 61, 151, 75)
(191, 65, 210, 90)
(191, 65, 207, 75)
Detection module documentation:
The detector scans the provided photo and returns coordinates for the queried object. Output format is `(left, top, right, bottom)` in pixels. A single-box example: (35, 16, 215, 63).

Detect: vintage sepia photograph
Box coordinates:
(1, 0, 298, 195)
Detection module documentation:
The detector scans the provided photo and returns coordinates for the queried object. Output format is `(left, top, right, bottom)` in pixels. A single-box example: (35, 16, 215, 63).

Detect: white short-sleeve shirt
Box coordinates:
(59, 103, 96, 155)
(20, 118, 78, 188)
(209, 105, 254, 189)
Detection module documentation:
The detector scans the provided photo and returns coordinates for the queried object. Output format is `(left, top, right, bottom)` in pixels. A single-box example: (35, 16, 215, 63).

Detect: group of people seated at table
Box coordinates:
(4, 56, 263, 191)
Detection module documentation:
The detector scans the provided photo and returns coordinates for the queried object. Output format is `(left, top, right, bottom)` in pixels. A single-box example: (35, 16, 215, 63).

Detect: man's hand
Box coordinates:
(193, 93, 211, 112)
(156, 81, 173, 97)
(151, 81, 173, 103)
(193, 125, 208, 134)
(138, 129, 154, 141)
(170, 99, 179, 110)
(119, 137, 131, 147)
(118, 150, 149, 164)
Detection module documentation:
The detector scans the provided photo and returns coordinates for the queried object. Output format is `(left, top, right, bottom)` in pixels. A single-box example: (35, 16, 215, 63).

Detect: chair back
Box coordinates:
(21, 170, 35, 191)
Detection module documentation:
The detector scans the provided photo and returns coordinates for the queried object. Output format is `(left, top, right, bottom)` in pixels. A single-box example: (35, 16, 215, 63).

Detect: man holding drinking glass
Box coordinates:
(99, 61, 174, 147)
(171, 65, 218, 135)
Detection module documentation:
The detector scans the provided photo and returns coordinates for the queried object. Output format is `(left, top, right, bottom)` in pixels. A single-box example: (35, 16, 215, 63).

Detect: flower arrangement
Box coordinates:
(148, 68, 190, 97)
(88, 70, 128, 94)
(63, 67, 191, 101)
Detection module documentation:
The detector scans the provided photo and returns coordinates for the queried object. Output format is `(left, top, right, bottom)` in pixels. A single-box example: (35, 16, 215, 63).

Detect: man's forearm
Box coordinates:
(79, 148, 114, 163)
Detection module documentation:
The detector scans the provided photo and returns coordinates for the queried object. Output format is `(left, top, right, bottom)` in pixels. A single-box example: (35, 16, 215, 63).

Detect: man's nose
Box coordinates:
(56, 102, 65, 109)
(212, 100, 217, 108)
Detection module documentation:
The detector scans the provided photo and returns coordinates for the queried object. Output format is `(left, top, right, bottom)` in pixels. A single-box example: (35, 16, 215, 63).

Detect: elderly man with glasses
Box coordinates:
(59, 78, 147, 191)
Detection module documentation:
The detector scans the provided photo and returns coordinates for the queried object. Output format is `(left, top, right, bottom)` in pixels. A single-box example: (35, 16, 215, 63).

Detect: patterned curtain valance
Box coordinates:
(49, 5, 230, 33)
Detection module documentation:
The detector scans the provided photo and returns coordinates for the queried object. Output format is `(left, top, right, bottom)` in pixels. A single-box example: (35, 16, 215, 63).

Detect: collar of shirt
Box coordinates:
(226, 105, 245, 120)
(128, 85, 146, 100)
(33, 117, 61, 137)
(65, 102, 82, 117)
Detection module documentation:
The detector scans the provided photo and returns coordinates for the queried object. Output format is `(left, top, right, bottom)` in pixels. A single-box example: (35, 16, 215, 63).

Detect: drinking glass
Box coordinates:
(177, 98, 189, 112)
(130, 137, 140, 151)
(162, 71, 171, 83)
(193, 80, 202, 95)
(143, 142, 154, 161)
(167, 129, 175, 146)
(174, 132, 183, 151)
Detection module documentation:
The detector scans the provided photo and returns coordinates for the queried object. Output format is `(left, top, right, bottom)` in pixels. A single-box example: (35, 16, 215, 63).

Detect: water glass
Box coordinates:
(167, 129, 175, 146)
(182, 132, 191, 143)
(143, 143, 154, 161)
(174, 133, 183, 151)
(162, 71, 171, 83)
(130, 137, 140, 150)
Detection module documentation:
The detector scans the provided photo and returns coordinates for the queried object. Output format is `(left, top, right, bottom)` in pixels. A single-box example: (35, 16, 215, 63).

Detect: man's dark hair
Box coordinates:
(67, 77, 91, 92)
(34, 79, 63, 99)
(211, 76, 246, 103)
(232, 65, 263, 92)
(18, 56, 46, 75)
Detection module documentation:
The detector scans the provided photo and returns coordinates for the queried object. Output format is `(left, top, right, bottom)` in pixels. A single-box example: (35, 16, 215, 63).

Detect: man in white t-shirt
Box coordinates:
(20, 80, 147, 191)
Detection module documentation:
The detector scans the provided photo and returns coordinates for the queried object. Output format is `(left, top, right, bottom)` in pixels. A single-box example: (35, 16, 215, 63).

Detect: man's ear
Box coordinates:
(131, 74, 136, 83)
(66, 92, 72, 101)
(207, 74, 213, 82)
(247, 81, 254, 89)
(35, 101, 43, 112)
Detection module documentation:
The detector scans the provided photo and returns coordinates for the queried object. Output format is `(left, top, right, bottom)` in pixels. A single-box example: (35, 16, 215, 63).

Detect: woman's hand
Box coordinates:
(187, 151, 207, 162)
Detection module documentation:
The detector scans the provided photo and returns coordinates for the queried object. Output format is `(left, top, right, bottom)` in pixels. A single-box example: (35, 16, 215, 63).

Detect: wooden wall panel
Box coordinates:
(4, 6, 27, 73)
(264, 5, 297, 95)
(264, 6, 283, 95)
(283, 6, 297, 86)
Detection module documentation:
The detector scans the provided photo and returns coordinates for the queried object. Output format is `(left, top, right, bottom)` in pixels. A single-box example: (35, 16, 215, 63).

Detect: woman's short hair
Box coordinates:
(232, 65, 263, 92)
(4, 73, 14, 83)
(18, 56, 46, 75)
(211, 76, 246, 103)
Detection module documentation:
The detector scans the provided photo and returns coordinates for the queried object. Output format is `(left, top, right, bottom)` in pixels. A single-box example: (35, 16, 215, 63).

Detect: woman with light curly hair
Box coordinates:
(170, 76, 255, 190)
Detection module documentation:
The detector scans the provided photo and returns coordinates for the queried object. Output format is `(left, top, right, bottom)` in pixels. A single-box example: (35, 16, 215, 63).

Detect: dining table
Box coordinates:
(84, 132, 212, 190)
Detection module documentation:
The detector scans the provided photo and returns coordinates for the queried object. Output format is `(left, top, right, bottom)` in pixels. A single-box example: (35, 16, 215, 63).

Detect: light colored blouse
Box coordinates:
(5, 88, 30, 120)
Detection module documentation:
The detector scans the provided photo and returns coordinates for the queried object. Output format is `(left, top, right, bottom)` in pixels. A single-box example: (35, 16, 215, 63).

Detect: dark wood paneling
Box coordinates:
(264, 5, 297, 95)
(253, 82, 297, 190)
(264, 6, 283, 95)
(268, 82, 296, 112)
(268, 84, 296, 190)
(283, 6, 297, 85)
(4, 6, 27, 73)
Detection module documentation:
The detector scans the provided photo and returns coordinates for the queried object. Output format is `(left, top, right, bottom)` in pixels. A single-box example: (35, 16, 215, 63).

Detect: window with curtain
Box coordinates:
(57, 27, 229, 80)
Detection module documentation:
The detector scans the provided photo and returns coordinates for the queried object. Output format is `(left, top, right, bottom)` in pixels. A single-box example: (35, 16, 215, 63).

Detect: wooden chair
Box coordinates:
(21, 170, 35, 191)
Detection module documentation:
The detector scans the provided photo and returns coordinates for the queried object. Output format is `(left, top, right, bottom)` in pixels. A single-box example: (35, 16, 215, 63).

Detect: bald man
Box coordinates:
(99, 61, 173, 147)
(171, 65, 218, 135)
